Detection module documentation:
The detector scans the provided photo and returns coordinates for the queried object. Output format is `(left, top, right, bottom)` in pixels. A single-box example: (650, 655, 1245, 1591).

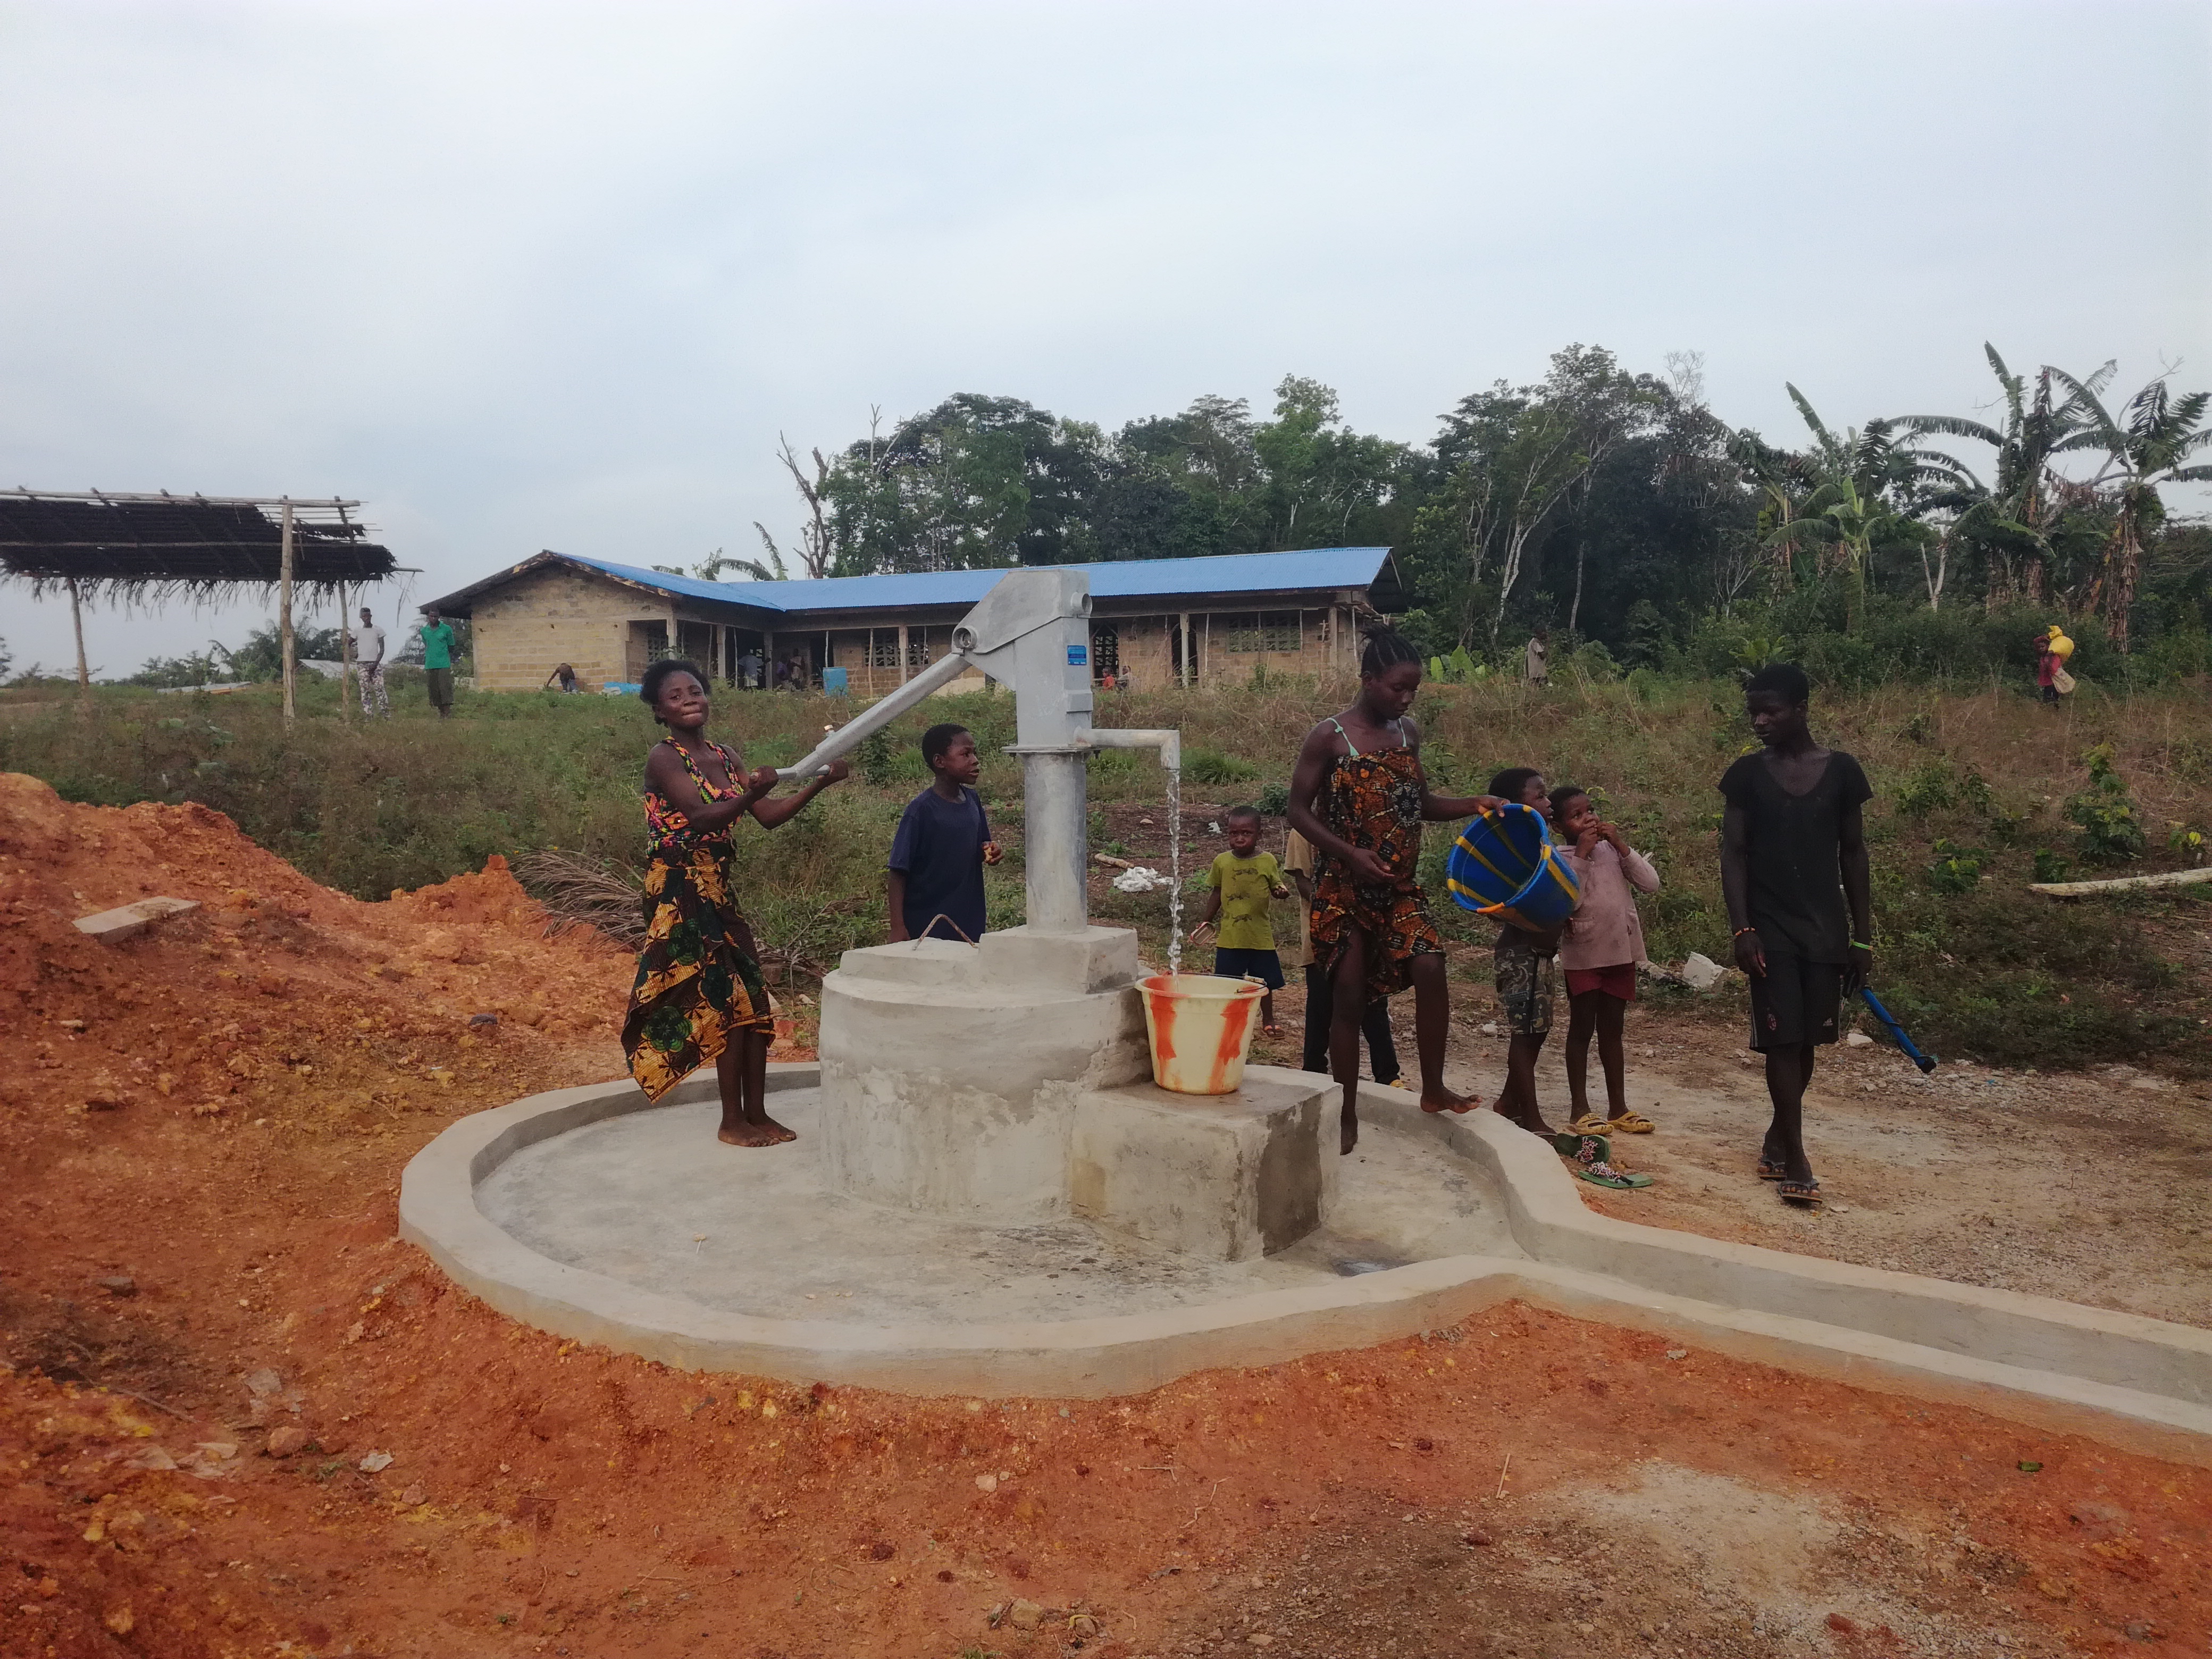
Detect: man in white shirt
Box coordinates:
(355, 606, 389, 718)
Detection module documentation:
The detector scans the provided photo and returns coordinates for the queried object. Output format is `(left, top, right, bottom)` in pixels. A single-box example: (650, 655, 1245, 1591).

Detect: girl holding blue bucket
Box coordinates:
(1287, 629, 1504, 1154)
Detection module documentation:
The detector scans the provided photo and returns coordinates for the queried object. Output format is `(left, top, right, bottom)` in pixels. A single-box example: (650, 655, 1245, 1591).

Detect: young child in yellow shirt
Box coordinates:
(1194, 804, 1289, 1033)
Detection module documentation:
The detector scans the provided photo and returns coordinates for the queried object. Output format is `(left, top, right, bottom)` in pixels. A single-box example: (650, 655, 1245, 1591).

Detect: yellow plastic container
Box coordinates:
(1138, 973, 1266, 1095)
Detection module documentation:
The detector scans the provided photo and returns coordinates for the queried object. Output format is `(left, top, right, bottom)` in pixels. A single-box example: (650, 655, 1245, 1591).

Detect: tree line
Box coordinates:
(732, 345, 2209, 675)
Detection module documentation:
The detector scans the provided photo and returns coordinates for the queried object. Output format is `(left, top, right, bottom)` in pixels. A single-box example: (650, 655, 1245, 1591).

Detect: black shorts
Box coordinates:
(1213, 947, 1285, 991)
(1748, 955, 1844, 1051)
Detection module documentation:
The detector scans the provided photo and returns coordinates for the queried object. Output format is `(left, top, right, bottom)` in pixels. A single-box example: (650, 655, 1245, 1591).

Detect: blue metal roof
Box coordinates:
(542, 546, 1393, 616)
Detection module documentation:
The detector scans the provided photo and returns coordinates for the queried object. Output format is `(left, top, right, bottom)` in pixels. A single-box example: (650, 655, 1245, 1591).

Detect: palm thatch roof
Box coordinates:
(0, 489, 395, 600)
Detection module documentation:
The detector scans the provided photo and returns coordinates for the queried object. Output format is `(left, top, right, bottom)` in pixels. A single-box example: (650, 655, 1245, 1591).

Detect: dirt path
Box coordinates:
(6, 775, 2212, 1657)
(1245, 976, 2212, 1331)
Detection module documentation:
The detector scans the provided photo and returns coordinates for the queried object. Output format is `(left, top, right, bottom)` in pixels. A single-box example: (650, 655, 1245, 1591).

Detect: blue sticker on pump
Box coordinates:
(1068, 644, 1088, 666)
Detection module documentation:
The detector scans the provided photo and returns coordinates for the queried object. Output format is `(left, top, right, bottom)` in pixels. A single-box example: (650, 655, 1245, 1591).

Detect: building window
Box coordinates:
(866, 635, 901, 669)
(1223, 613, 1301, 653)
(1090, 625, 1119, 683)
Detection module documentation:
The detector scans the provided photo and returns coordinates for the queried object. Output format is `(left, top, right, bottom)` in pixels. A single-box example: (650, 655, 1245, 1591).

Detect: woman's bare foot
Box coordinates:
(718, 1121, 784, 1147)
(759, 1115, 798, 1144)
(1420, 1084, 1479, 1115)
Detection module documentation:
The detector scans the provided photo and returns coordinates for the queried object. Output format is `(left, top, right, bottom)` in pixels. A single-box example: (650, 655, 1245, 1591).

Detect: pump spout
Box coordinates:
(1077, 726, 1180, 772)
(775, 649, 975, 779)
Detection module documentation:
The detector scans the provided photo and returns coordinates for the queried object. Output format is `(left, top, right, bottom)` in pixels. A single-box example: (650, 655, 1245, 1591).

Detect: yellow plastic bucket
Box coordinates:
(1139, 973, 1266, 1095)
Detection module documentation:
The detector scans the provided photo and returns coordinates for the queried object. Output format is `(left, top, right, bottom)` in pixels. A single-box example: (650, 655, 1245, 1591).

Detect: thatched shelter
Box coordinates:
(0, 489, 396, 714)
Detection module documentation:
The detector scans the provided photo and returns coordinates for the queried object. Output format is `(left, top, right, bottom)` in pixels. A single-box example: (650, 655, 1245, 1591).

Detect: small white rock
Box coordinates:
(1846, 1032, 1874, 1047)
(1680, 952, 1725, 990)
(358, 1451, 393, 1473)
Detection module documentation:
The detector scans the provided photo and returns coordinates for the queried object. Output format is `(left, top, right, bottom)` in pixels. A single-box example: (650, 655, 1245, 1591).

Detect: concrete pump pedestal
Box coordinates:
(815, 926, 1151, 1223)
(816, 926, 1338, 1255)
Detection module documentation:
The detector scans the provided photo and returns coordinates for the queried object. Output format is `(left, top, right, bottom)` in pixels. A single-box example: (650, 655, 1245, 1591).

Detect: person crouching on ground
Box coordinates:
(1284, 826, 1403, 1087)
(1192, 805, 1290, 1035)
(1552, 784, 1661, 1136)
(1287, 627, 1502, 1153)
(886, 723, 1002, 944)
(623, 658, 849, 1147)
(1720, 662, 1872, 1211)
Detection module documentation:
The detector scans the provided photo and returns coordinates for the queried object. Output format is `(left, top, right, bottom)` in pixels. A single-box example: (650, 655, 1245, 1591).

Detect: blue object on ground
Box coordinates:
(1859, 987, 1938, 1072)
(1445, 802, 1580, 929)
(601, 682, 642, 697)
(822, 666, 849, 694)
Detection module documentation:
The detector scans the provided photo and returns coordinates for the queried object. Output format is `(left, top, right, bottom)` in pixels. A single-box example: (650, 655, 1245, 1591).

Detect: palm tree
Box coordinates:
(2047, 369, 2212, 649)
(1763, 388, 1971, 629)
(1727, 429, 1813, 592)
(1898, 346, 2105, 605)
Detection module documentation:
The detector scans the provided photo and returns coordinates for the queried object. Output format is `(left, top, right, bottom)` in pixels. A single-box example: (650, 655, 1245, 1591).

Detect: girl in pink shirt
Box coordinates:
(1552, 785, 1661, 1132)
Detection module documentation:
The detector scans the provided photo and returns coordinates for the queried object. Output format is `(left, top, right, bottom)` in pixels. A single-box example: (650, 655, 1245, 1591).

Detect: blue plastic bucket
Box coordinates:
(1445, 802, 1580, 930)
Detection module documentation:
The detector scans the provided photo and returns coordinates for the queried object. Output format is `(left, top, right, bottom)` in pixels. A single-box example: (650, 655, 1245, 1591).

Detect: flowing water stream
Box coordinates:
(1164, 764, 1184, 974)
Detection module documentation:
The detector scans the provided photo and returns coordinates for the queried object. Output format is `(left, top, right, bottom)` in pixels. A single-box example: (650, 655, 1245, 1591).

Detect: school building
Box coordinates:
(421, 546, 1410, 696)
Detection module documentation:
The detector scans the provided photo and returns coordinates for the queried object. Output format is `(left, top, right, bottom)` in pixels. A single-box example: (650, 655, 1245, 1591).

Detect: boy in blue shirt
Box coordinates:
(886, 723, 1002, 943)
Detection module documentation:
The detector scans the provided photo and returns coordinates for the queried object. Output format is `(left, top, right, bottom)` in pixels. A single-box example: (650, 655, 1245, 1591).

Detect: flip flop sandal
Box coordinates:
(1607, 1110, 1656, 1134)
(1553, 1132, 1612, 1164)
(1566, 1114, 1613, 1136)
(1757, 1157, 1788, 1181)
(1576, 1161, 1654, 1190)
(1777, 1179, 1823, 1210)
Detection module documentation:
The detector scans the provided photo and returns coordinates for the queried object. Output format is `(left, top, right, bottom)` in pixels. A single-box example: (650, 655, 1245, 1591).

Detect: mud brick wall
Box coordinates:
(471, 567, 672, 692)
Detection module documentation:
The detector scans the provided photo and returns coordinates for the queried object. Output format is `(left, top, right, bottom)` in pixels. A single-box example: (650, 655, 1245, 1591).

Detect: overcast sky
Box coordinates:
(2, 1, 2206, 673)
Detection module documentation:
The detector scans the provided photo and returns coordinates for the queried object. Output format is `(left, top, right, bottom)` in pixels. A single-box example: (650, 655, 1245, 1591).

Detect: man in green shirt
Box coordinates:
(418, 606, 458, 719)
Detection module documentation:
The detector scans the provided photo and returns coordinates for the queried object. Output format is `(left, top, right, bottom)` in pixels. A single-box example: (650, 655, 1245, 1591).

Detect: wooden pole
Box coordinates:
(1179, 611, 1191, 688)
(337, 581, 354, 723)
(898, 622, 910, 686)
(279, 500, 297, 723)
(67, 576, 90, 692)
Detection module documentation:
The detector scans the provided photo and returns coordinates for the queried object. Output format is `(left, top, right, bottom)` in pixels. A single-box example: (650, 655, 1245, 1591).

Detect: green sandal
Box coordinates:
(1554, 1132, 1612, 1162)
(1576, 1162, 1655, 1190)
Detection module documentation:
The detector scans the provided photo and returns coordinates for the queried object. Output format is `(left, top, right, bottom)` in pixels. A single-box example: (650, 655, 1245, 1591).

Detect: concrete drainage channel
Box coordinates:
(399, 1061, 2212, 1467)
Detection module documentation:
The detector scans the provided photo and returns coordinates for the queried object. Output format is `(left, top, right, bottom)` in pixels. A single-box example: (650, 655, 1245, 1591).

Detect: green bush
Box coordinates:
(1925, 839, 1989, 895)
(2066, 743, 2148, 865)
(1184, 747, 1259, 786)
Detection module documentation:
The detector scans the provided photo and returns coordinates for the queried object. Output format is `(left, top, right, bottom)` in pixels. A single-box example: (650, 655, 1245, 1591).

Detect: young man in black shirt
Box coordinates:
(1719, 663, 1872, 1210)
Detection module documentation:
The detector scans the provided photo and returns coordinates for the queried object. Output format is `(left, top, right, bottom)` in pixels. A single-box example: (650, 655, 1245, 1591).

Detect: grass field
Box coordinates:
(5, 666, 2208, 1071)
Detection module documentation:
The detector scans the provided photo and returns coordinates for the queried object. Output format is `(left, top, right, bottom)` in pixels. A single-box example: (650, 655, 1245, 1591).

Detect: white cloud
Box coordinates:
(1, 1, 2206, 668)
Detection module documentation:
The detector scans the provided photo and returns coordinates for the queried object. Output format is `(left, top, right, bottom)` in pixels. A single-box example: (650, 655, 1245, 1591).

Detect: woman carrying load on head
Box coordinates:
(622, 657, 849, 1147)
(1287, 627, 1504, 1154)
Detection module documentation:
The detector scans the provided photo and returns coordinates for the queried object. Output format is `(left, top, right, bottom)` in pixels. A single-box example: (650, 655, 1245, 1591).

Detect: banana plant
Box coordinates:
(2047, 368, 2212, 649)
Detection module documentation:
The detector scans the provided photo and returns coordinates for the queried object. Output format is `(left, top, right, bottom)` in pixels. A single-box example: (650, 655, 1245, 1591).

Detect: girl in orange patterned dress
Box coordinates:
(1287, 629, 1503, 1153)
(622, 659, 848, 1147)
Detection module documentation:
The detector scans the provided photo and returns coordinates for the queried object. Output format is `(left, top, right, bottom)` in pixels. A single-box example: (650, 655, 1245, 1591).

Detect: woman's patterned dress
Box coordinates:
(1307, 718, 1443, 999)
(620, 738, 773, 1100)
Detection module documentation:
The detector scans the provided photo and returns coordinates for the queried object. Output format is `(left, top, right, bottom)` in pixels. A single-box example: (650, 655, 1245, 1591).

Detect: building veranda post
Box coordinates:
(422, 547, 1410, 697)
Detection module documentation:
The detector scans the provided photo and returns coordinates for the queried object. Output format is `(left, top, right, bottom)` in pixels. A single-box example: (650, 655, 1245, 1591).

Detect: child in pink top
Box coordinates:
(1552, 785, 1661, 1130)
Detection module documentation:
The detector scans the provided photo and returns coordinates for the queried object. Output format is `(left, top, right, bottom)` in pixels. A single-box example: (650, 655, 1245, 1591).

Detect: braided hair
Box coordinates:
(1359, 626, 1422, 678)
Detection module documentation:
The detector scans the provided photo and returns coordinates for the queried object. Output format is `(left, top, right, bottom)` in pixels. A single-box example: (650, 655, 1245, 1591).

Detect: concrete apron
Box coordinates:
(398, 1061, 2212, 1468)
